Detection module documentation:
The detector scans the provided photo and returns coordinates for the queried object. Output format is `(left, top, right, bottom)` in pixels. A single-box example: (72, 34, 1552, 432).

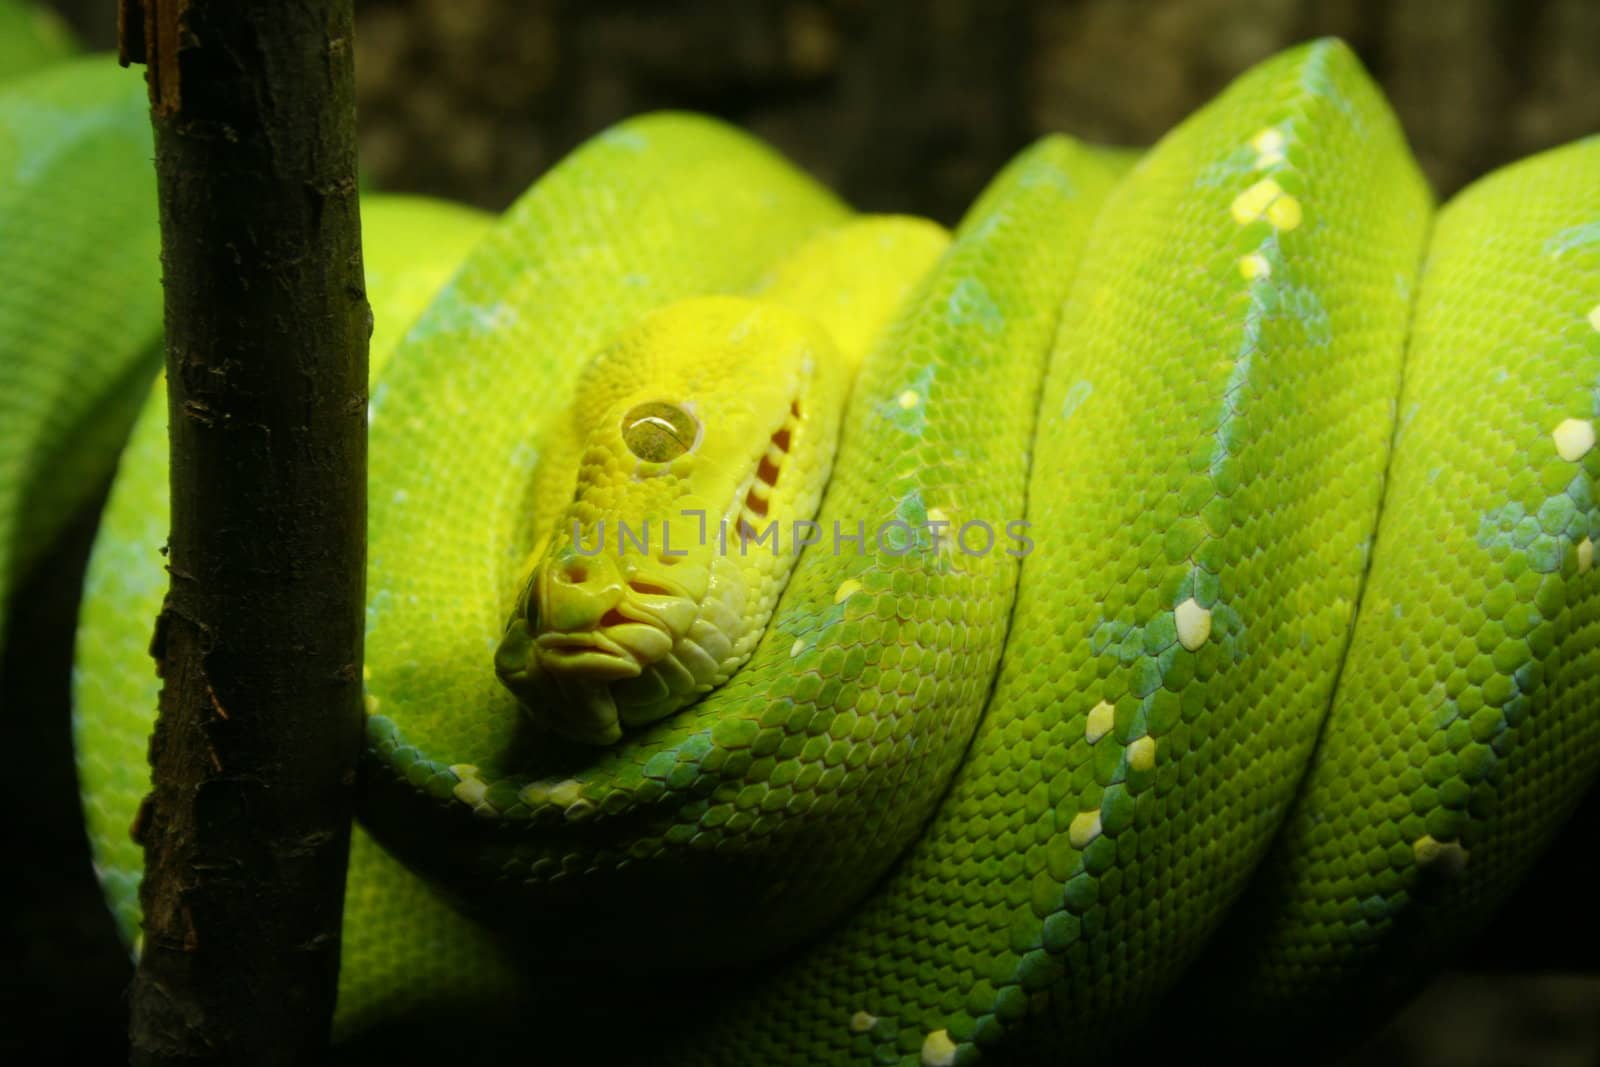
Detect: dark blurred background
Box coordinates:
(47, 0, 1600, 221)
(8, 1, 1599, 1064)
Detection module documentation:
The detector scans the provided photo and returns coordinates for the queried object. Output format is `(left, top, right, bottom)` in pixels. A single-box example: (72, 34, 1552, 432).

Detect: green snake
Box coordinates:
(2, 27, 1596, 1066)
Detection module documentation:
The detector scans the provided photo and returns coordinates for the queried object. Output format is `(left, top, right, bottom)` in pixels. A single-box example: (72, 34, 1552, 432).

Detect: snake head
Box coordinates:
(495, 295, 846, 744)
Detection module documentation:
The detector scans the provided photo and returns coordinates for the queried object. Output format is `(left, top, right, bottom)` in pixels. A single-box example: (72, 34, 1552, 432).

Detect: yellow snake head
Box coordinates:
(495, 295, 847, 744)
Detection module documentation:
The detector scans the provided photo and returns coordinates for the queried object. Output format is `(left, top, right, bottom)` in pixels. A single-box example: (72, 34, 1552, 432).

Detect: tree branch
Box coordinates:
(120, 2, 369, 1063)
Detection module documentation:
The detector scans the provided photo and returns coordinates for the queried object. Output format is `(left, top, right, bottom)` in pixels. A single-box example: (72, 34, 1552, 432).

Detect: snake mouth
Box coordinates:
(534, 630, 643, 676)
(537, 596, 679, 668)
(496, 593, 698, 745)
(496, 619, 635, 745)
(537, 646, 643, 683)
(498, 613, 661, 690)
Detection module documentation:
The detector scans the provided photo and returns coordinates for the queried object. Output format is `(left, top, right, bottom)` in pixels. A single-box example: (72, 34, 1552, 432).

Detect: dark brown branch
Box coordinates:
(121, 2, 369, 1064)
(117, 0, 186, 113)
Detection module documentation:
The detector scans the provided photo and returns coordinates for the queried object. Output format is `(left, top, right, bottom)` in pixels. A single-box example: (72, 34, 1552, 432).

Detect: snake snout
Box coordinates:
(495, 545, 724, 745)
(541, 552, 626, 632)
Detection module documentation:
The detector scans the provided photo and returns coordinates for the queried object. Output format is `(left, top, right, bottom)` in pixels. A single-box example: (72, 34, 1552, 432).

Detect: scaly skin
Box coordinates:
(0, 36, 1586, 1066)
(0, 56, 160, 649)
(1172, 131, 1600, 1050)
(673, 36, 1434, 1066)
(0, 1, 76, 85)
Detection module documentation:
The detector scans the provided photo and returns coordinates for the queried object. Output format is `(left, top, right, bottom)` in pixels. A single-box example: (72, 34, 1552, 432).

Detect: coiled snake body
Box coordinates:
(5, 35, 1595, 1067)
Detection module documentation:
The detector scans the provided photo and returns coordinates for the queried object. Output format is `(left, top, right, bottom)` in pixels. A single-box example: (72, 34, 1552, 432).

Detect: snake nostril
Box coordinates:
(562, 562, 589, 585)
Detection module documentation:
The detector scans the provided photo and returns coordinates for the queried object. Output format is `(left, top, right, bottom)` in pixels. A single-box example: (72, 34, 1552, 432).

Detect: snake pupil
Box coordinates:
(622, 400, 698, 461)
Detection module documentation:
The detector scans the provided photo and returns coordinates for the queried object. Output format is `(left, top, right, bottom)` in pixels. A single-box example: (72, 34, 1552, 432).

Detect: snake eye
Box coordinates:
(622, 401, 698, 462)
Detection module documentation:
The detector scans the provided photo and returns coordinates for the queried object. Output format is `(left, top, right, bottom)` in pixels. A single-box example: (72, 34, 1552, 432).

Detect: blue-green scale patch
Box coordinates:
(1544, 219, 1600, 257)
(876, 363, 938, 435)
(944, 277, 1006, 335)
(1058, 380, 1093, 422)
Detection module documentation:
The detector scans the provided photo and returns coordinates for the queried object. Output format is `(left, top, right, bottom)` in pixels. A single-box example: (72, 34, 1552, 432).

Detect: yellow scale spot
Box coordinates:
(1413, 834, 1470, 876)
(791, 637, 807, 658)
(548, 778, 583, 807)
(1266, 196, 1301, 230)
(1085, 700, 1115, 744)
(453, 780, 489, 807)
(835, 579, 863, 604)
(1250, 127, 1287, 168)
(921, 1029, 958, 1067)
(1068, 809, 1103, 849)
(1552, 418, 1595, 462)
(1230, 179, 1279, 223)
(1238, 253, 1271, 280)
(1230, 177, 1301, 232)
(897, 389, 921, 409)
(1175, 598, 1212, 651)
(450, 764, 488, 808)
(1127, 735, 1157, 773)
(1589, 303, 1600, 332)
(1580, 536, 1594, 575)
(849, 1011, 878, 1034)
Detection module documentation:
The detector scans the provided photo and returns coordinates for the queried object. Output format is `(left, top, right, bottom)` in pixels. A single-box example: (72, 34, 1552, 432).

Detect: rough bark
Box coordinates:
(120, 2, 369, 1064)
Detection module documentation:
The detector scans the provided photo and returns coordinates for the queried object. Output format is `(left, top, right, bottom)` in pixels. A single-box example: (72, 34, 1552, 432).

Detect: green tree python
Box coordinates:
(2, 31, 1596, 1067)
